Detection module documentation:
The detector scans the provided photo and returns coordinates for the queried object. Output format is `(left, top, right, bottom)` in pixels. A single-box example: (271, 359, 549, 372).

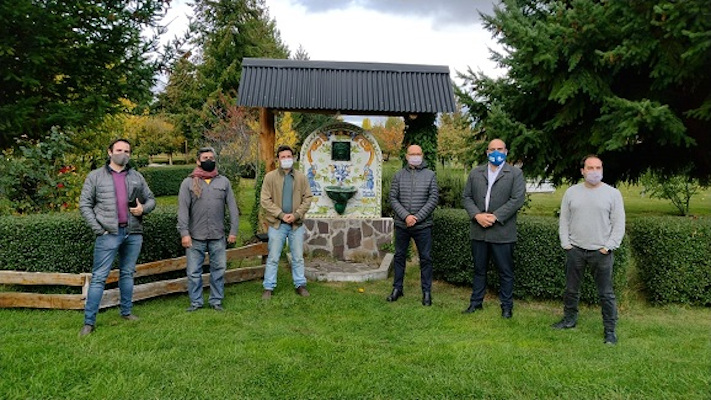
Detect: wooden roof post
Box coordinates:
(259, 107, 276, 172)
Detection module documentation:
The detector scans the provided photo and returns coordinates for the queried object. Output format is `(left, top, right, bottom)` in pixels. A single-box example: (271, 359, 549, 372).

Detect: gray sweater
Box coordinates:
(79, 164, 156, 235)
(389, 162, 439, 230)
(559, 183, 625, 251)
(177, 175, 239, 240)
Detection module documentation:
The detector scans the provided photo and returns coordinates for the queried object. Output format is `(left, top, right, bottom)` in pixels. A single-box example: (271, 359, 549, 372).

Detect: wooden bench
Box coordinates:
(0, 242, 268, 310)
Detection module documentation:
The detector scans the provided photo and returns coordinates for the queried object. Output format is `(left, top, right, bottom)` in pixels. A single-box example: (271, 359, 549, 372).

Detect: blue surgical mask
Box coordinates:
(488, 150, 506, 166)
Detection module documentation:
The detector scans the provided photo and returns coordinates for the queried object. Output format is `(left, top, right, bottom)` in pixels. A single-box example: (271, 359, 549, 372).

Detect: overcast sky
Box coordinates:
(160, 0, 503, 123)
(161, 0, 503, 80)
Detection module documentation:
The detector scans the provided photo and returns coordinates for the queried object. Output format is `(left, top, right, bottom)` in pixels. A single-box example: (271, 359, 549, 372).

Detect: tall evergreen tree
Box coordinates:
(0, 0, 170, 148)
(458, 0, 711, 184)
(157, 0, 289, 146)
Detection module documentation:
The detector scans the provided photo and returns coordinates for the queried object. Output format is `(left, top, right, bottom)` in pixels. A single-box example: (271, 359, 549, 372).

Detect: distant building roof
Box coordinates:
(237, 58, 456, 115)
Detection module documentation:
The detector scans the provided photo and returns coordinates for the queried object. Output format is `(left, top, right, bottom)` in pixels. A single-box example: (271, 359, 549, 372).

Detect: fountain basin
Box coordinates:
(324, 185, 357, 214)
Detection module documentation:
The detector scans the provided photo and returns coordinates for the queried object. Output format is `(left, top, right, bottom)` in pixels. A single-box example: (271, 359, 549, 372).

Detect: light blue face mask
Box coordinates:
(487, 150, 507, 166)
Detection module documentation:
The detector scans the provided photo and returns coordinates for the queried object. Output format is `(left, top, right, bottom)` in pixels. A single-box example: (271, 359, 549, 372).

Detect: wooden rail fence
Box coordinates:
(0, 242, 268, 310)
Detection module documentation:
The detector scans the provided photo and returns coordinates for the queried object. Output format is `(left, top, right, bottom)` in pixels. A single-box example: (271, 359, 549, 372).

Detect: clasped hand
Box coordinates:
(474, 213, 497, 228)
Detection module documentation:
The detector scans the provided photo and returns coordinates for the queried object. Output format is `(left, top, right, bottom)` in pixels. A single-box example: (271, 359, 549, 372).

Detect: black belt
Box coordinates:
(118, 223, 128, 228)
(573, 245, 597, 253)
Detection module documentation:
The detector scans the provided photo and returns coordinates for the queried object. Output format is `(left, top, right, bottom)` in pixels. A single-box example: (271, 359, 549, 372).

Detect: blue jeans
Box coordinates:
(392, 226, 433, 293)
(84, 227, 143, 326)
(468, 240, 515, 311)
(186, 238, 226, 307)
(263, 223, 306, 290)
(563, 246, 618, 331)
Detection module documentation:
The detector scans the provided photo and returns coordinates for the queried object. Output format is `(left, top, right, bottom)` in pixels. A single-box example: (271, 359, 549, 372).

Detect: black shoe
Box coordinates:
(386, 288, 403, 302)
(502, 309, 513, 319)
(462, 304, 483, 314)
(186, 305, 202, 312)
(78, 324, 94, 337)
(604, 330, 618, 345)
(211, 304, 224, 312)
(551, 318, 577, 330)
(422, 292, 432, 306)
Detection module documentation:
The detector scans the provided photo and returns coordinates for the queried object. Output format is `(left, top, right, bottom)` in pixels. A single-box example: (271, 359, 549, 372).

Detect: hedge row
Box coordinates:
(627, 217, 711, 306)
(139, 166, 195, 197)
(432, 209, 630, 305)
(2, 206, 708, 306)
(0, 206, 184, 274)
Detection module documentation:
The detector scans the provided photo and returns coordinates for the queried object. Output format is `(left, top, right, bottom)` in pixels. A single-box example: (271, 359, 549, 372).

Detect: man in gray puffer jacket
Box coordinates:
(387, 144, 439, 306)
(78, 139, 155, 337)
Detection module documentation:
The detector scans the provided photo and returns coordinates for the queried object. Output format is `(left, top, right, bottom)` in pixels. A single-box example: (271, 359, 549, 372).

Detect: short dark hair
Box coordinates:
(108, 138, 131, 151)
(581, 154, 601, 168)
(197, 146, 216, 158)
(276, 145, 294, 157)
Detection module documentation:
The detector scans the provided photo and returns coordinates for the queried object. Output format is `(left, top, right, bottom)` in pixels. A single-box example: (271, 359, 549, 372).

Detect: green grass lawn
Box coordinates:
(2, 168, 709, 399)
(525, 183, 711, 217)
(1, 267, 708, 399)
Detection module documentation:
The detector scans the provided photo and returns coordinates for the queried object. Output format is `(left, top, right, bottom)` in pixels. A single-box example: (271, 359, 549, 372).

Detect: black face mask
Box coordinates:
(200, 160, 216, 172)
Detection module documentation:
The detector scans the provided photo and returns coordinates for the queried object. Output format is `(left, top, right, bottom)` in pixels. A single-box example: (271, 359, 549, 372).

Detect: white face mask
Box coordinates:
(584, 170, 603, 186)
(280, 158, 294, 170)
(408, 155, 423, 166)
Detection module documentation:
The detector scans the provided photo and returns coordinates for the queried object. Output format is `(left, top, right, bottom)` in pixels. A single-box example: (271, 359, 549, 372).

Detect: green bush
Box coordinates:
(0, 207, 183, 274)
(432, 209, 629, 304)
(628, 216, 711, 305)
(139, 165, 195, 197)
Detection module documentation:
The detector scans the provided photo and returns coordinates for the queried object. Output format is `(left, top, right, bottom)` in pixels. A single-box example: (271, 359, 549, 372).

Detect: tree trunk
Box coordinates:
(259, 108, 276, 173)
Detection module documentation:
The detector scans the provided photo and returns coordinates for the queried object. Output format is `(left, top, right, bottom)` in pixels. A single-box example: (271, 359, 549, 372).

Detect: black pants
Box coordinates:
(563, 246, 618, 331)
(469, 240, 515, 310)
(392, 226, 433, 293)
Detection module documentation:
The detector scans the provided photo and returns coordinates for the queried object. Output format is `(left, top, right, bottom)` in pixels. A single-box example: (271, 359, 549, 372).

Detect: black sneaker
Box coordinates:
(604, 331, 618, 345)
(551, 318, 576, 330)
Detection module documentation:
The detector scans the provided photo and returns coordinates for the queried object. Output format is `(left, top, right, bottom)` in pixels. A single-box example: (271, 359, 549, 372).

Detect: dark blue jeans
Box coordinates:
(84, 227, 143, 326)
(468, 240, 515, 311)
(563, 246, 618, 331)
(392, 226, 433, 293)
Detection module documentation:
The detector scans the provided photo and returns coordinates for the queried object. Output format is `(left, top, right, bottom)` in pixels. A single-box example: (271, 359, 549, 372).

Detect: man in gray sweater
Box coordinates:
(553, 155, 625, 345)
(178, 147, 239, 312)
(387, 144, 439, 306)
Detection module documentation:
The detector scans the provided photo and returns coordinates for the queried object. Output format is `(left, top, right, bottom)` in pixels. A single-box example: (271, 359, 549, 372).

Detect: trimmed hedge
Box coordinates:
(432, 209, 630, 304)
(0, 207, 183, 273)
(628, 216, 711, 306)
(139, 166, 195, 197)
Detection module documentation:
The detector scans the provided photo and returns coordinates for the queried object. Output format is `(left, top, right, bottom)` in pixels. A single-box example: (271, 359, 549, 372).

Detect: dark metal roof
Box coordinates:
(237, 58, 456, 114)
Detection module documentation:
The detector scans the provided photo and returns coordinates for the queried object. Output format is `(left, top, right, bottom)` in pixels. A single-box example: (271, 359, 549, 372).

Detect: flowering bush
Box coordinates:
(0, 128, 87, 215)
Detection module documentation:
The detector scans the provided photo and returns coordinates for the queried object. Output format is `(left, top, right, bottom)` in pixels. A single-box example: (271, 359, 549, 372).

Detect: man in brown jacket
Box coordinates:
(260, 145, 313, 299)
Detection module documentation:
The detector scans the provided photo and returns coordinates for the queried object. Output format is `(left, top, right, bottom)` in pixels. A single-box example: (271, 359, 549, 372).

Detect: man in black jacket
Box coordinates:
(387, 144, 439, 306)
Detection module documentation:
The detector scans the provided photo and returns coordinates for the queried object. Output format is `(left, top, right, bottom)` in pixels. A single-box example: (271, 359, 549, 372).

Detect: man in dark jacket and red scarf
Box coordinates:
(387, 144, 439, 306)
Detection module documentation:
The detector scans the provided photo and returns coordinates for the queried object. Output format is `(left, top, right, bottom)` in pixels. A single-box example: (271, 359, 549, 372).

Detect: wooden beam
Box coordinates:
(99, 265, 265, 308)
(259, 107, 276, 173)
(0, 292, 85, 309)
(0, 270, 86, 286)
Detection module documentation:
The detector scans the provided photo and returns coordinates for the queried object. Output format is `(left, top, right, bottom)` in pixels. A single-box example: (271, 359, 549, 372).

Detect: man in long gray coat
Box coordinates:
(387, 144, 439, 306)
(462, 138, 525, 318)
